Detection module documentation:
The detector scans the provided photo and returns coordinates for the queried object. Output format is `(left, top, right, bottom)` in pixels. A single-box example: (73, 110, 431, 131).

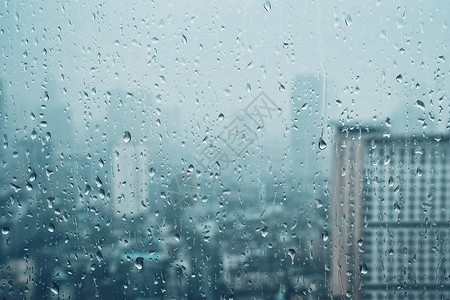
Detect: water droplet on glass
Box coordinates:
(218, 113, 224, 120)
(175, 233, 180, 241)
(396, 74, 403, 83)
(322, 231, 329, 241)
(315, 198, 323, 208)
(50, 282, 59, 295)
(96, 250, 103, 262)
(360, 263, 368, 275)
(30, 129, 37, 140)
(416, 167, 422, 177)
(416, 100, 425, 110)
(261, 226, 268, 237)
(135, 257, 144, 270)
(45, 132, 51, 141)
(2, 227, 10, 235)
(388, 176, 394, 186)
(263, 1, 271, 12)
(123, 131, 131, 143)
(287, 249, 295, 265)
(48, 223, 55, 233)
(149, 167, 155, 177)
(29, 171, 36, 182)
(345, 15, 352, 26)
(95, 176, 103, 187)
(319, 137, 327, 150)
(10, 183, 21, 193)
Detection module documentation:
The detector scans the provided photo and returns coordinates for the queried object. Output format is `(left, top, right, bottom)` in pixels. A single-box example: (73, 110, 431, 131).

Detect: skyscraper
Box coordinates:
(289, 74, 324, 194)
(0, 79, 6, 196)
(111, 142, 149, 217)
(330, 125, 449, 299)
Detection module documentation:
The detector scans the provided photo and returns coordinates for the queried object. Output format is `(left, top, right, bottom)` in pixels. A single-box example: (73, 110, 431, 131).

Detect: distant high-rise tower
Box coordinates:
(0, 79, 5, 135)
(0, 79, 7, 196)
(330, 126, 449, 299)
(289, 75, 324, 193)
(111, 143, 149, 217)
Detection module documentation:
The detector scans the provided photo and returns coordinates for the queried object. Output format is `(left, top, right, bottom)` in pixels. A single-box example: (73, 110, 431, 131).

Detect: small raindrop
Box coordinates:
(416, 100, 425, 110)
(135, 257, 144, 270)
(416, 167, 422, 177)
(385, 118, 391, 127)
(315, 198, 323, 208)
(50, 282, 59, 295)
(360, 263, 368, 275)
(263, 1, 271, 12)
(29, 172, 36, 182)
(396, 74, 403, 83)
(319, 137, 327, 150)
(261, 226, 268, 237)
(96, 250, 103, 262)
(123, 131, 131, 143)
(287, 249, 296, 265)
(218, 113, 224, 120)
(388, 176, 394, 186)
(84, 184, 91, 195)
(45, 132, 51, 141)
(322, 231, 329, 241)
(10, 183, 21, 193)
(95, 176, 103, 187)
(345, 15, 352, 26)
(48, 223, 55, 233)
(175, 233, 180, 241)
(30, 129, 37, 140)
(2, 227, 10, 235)
(181, 34, 187, 44)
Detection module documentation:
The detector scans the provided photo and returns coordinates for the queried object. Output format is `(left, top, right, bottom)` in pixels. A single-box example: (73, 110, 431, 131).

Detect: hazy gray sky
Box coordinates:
(1, 0, 449, 145)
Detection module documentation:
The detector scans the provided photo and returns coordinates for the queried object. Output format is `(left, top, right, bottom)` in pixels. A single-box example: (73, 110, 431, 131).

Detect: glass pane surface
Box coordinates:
(0, 1, 449, 299)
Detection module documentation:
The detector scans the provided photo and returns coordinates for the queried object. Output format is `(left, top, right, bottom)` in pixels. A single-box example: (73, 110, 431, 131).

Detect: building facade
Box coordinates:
(330, 126, 449, 299)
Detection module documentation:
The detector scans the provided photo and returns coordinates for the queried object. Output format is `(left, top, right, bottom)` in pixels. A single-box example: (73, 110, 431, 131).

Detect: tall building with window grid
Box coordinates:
(330, 126, 449, 300)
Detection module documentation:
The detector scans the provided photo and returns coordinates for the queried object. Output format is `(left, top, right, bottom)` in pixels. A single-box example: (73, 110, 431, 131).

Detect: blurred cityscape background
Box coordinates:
(1, 1, 449, 299)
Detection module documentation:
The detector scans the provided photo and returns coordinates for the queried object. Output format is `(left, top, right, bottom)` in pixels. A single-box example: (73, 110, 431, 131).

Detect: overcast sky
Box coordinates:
(1, 0, 449, 148)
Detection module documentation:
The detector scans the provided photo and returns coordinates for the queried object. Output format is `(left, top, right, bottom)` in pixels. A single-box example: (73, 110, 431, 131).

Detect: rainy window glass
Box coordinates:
(1, 1, 449, 299)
